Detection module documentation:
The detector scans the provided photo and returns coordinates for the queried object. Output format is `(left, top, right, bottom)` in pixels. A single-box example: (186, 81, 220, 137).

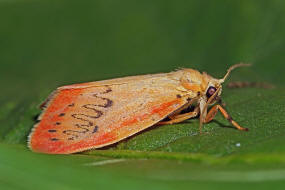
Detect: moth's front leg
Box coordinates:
(204, 105, 248, 131)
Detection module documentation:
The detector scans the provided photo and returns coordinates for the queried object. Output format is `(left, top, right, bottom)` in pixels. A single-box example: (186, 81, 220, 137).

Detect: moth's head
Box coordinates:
(203, 63, 251, 104)
(202, 76, 222, 105)
(181, 63, 250, 104)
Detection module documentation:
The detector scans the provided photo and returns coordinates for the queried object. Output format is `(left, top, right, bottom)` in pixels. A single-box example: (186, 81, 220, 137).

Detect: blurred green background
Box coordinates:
(0, 0, 285, 189)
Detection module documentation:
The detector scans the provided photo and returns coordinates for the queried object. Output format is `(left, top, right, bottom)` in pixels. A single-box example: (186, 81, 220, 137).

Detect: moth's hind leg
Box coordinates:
(157, 107, 199, 125)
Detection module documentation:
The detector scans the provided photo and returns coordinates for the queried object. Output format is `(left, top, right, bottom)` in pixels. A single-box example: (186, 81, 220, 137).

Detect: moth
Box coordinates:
(28, 64, 250, 154)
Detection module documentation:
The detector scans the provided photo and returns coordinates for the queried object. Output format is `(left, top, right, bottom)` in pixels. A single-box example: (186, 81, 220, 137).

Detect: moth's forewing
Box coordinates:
(28, 73, 190, 154)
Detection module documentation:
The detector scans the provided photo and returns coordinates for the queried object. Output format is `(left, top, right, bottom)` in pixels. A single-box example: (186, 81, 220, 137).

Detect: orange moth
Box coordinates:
(28, 64, 250, 154)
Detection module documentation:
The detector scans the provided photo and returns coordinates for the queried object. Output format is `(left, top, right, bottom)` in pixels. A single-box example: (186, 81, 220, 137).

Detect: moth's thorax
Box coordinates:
(178, 69, 222, 96)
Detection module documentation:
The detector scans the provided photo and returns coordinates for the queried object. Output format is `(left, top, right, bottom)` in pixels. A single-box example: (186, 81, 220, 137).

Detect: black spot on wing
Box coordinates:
(92, 126, 99, 133)
(176, 94, 182, 98)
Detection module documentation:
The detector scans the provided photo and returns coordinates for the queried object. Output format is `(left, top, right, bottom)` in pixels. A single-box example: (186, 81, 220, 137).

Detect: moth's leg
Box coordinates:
(168, 98, 197, 119)
(168, 104, 190, 120)
(157, 108, 199, 125)
(204, 105, 248, 131)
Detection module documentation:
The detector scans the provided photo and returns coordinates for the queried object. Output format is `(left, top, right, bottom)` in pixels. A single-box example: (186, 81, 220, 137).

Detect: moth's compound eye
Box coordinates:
(206, 86, 217, 98)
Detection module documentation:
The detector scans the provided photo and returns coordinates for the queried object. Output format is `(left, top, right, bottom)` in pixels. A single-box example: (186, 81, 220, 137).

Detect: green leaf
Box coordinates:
(1, 0, 285, 189)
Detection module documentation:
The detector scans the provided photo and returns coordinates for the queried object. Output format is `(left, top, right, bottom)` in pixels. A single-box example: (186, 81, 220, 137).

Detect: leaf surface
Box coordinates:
(1, 0, 285, 189)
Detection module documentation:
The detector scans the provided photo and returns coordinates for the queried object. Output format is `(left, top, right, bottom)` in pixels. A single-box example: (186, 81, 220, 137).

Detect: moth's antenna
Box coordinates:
(219, 63, 251, 83)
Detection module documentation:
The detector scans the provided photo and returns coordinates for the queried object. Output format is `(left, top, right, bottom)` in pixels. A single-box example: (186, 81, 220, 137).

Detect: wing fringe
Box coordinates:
(27, 89, 59, 150)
